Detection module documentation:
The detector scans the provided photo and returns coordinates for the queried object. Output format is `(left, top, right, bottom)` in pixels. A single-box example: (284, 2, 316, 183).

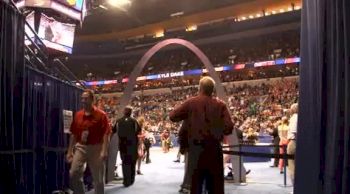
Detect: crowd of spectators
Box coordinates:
(84, 30, 299, 88)
(95, 77, 298, 141)
(89, 63, 298, 93)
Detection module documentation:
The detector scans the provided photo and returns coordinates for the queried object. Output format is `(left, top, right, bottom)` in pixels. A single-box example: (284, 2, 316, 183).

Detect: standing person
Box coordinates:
(169, 76, 234, 194)
(66, 89, 111, 194)
(114, 106, 141, 187)
(278, 117, 289, 174)
(143, 126, 155, 164)
(136, 117, 146, 175)
(287, 103, 298, 185)
(267, 120, 280, 168)
(161, 129, 170, 153)
(178, 120, 191, 193)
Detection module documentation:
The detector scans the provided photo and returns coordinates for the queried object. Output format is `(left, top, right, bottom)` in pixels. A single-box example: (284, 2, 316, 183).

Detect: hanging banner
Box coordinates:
(63, 110, 73, 134)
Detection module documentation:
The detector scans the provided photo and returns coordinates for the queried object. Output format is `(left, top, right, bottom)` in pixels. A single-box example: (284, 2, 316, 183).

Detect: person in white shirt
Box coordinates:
(287, 103, 298, 185)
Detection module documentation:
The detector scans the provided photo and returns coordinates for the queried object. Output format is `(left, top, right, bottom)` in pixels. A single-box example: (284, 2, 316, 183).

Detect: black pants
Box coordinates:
(120, 152, 137, 186)
(144, 144, 151, 162)
(273, 139, 280, 167)
(189, 141, 224, 194)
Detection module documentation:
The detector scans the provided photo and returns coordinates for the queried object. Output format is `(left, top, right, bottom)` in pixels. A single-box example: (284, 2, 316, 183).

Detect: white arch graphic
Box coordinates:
(118, 38, 227, 111)
(107, 38, 246, 183)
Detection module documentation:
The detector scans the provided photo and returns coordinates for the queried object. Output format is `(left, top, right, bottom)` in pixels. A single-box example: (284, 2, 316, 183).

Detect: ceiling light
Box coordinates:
(154, 30, 164, 38)
(241, 16, 247, 20)
(108, 0, 131, 7)
(265, 12, 271, 16)
(99, 4, 108, 10)
(272, 10, 277, 14)
(288, 7, 293, 11)
(279, 9, 285, 13)
(295, 5, 301, 10)
(186, 25, 197, 32)
(256, 13, 261, 17)
(249, 15, 254, 19)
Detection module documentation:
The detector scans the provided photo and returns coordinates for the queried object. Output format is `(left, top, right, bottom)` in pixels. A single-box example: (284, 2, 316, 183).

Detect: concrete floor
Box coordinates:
(90, 147, 293, 194)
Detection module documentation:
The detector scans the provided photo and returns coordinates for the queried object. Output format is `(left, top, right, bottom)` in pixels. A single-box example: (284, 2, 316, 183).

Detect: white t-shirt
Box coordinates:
(287, 114, 298, 140)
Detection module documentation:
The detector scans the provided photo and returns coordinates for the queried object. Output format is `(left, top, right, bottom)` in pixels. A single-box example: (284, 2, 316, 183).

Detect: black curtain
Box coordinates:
(296, 0, 350, 194)
(0, 1, 26, 194)
(24, 67, 81, 193)
(0, 1, 82, 193)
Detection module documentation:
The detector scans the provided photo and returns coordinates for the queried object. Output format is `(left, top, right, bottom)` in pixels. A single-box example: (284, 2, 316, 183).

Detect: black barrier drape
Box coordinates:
(0, 2, 82, 194)
(0, 1, 26, 194)
(24, 67, 81, 193)
(296, 0, 350, 194)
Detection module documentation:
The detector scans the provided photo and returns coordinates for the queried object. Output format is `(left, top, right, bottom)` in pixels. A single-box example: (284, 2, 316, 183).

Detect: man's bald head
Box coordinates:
(199, 76, 215, 96)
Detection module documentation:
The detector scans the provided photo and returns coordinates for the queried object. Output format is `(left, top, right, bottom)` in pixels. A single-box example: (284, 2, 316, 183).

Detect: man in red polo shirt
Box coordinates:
(169, 76, 234, 194)
(66, 89, 111, 194)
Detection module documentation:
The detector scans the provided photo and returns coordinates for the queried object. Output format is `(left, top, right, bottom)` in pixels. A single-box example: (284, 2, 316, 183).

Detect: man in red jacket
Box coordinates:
(169, 76, 234, 194)
(66, 89, 111, 194)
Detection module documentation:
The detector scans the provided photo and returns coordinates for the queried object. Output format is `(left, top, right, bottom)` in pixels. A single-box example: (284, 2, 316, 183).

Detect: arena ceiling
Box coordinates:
(76, 0, 301, 42)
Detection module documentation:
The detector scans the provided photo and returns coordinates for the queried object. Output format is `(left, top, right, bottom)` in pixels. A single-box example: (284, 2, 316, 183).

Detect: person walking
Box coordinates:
(66, 89, 111, 194)
(114, 106, 141, 187)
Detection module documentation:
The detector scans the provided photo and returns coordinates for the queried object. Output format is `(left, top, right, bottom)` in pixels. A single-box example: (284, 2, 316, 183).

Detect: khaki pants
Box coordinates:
(70, 143, 105, 194)
(287, 140, 296, 185)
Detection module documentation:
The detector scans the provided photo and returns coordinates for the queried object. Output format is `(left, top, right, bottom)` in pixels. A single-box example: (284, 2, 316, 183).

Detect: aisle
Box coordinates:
(103, 147, 184, 194)
(88, 147, 293, 194)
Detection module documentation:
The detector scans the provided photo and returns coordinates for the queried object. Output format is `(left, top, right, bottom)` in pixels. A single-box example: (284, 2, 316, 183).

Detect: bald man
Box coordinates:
(169, 76, 234, 194)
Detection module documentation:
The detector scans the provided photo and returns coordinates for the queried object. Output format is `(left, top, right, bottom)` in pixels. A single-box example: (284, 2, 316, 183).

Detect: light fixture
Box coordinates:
(241, 16, 247, 20)
(279, 9, 285, 13)
(249, 15, 254, 19)
(272, 10, 277, 14)
(256, 13, 261, 17)
(186, 25, 197, 32)
(295, 5, 301, 10)
(288, 7, 293, 11)
(154, 30, 164, 38)
(265, 12, 271, 16)
(108, 0, 131, 7)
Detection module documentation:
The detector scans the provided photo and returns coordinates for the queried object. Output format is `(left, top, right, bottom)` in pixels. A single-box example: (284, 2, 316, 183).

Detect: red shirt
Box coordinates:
(70, 106, 111, 145)
(169, 94, 233, 141)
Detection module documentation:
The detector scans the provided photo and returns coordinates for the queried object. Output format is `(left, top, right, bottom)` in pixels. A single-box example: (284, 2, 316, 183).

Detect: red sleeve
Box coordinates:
(169, 100, 190, 122)
(70, 112, 78, 136)
(222, 104, 234, 135)
(101, 113, 112, 135)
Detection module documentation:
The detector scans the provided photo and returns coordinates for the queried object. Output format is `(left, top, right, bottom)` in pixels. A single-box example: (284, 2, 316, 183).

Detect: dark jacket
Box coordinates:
(114, 116, 141, 157)
(178, 120, 189, 154)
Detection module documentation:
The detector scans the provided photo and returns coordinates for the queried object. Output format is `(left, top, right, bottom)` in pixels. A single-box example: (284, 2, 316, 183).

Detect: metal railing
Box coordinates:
(9, 0, 86, 89)
(222, 143, 294, 187)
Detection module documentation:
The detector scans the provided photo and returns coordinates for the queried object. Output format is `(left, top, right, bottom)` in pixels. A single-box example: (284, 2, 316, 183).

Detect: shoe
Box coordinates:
(123, 182, 132, 187)
(146, 160, 151, 164)
(270, 165, 277, 168)
(179, 187, 190, 193)
(280, 171, 284, 174)
(246, 169, 251, 175)
(137, 170, 143, 175)
(173, 160, 180, 163)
